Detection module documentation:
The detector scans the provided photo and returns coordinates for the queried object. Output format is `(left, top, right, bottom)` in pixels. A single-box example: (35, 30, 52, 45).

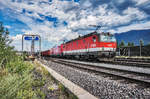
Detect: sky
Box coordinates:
(0, 0, 150, 51)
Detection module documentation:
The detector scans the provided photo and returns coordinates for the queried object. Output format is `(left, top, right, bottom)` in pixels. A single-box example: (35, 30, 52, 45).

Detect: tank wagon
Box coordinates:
(41, 32, 117, 59)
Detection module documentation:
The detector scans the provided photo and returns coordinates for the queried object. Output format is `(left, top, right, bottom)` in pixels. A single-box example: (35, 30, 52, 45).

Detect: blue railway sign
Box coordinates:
(24, 36, 32, 40)
(24, 36, 39, 41)
(34, 36, 39, 40)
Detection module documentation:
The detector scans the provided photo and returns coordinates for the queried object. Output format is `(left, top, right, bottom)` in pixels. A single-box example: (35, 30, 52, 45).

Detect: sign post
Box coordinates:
(22, 34, 41, 58)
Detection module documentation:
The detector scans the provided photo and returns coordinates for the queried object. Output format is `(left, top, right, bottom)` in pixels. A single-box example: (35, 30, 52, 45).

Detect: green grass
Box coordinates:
(35, 89, 46, 99)
(0, 56, 37, 99)
(0, 53, 78, 99)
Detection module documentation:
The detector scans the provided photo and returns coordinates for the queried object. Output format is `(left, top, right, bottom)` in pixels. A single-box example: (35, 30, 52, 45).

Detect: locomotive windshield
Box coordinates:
(100, 34, 116, 42)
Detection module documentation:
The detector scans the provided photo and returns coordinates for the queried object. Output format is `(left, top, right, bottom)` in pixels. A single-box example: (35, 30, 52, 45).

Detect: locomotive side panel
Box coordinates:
(62, 34, 99, 58)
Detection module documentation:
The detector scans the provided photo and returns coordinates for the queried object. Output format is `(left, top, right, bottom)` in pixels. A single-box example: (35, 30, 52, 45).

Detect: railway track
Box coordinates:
(114, 57, 150, 63)
(48, 58, 150, 85)
(98, 57, 150, 68)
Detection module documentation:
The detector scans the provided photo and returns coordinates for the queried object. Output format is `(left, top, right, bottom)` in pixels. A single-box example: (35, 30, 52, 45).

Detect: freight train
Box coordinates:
(41, 32, 117, 60)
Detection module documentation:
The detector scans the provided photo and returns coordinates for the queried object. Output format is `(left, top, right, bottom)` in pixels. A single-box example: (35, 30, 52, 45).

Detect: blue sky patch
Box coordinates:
(45, 16, 57, 22)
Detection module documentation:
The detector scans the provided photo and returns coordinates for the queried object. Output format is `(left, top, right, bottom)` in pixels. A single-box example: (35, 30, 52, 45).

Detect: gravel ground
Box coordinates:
(43, 60, 150, 99)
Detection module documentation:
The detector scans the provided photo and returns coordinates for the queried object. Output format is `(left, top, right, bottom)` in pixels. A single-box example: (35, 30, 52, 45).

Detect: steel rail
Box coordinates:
(99, 60, 150, 68)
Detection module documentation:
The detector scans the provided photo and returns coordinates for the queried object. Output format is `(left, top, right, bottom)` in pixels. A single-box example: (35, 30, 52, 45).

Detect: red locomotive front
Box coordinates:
(97, 33, 117, 57)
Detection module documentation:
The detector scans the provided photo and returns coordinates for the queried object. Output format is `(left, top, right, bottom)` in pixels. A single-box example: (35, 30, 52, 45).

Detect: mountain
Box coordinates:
(115, 29, 150, 46)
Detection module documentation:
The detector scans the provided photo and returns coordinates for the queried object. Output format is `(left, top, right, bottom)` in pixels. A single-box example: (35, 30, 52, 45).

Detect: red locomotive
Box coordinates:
(41, 32, 117, 59)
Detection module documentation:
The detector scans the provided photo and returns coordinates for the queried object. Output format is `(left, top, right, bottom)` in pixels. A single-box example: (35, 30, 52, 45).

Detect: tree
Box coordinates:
(127, 42, 131, 47)
(131, 42, 134, 47)
(127, 42, 134, 47)
(0, 22, 11, 46)
(119, 40, 125, 47)
(0, 22, 14, 67)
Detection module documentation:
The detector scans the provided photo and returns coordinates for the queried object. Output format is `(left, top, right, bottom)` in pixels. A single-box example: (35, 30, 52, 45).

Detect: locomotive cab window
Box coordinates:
(100, 34, 116, 42)
(93, 36, 96, 42)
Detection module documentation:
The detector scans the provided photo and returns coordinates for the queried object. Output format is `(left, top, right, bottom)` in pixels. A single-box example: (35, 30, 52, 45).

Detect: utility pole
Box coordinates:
(140, 44, 141, 56)
(139, 39, 144, 57)
(128, 47, 130, 56)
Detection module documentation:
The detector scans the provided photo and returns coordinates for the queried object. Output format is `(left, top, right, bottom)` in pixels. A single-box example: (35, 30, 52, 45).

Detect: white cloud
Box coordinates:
(5, 25, 11, 29)
(9, 34, 22, 51)
(123, 7, 147, 20)
(0, 0, 150, 51)
(69, 5, 148, 32)
(0, 0, 80, 50)
(11, 34, 22, 41)
(82, 0, 92, 8)
(133, 0, 150, 5)
(109, 21, 150, 33)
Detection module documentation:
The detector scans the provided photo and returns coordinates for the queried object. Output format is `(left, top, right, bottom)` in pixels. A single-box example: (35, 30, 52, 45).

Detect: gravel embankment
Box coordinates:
(44, 60, 150, 99)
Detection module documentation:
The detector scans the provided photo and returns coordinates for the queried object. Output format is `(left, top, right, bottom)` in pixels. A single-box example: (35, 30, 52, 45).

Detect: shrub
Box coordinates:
(0, 22, 38, 99)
